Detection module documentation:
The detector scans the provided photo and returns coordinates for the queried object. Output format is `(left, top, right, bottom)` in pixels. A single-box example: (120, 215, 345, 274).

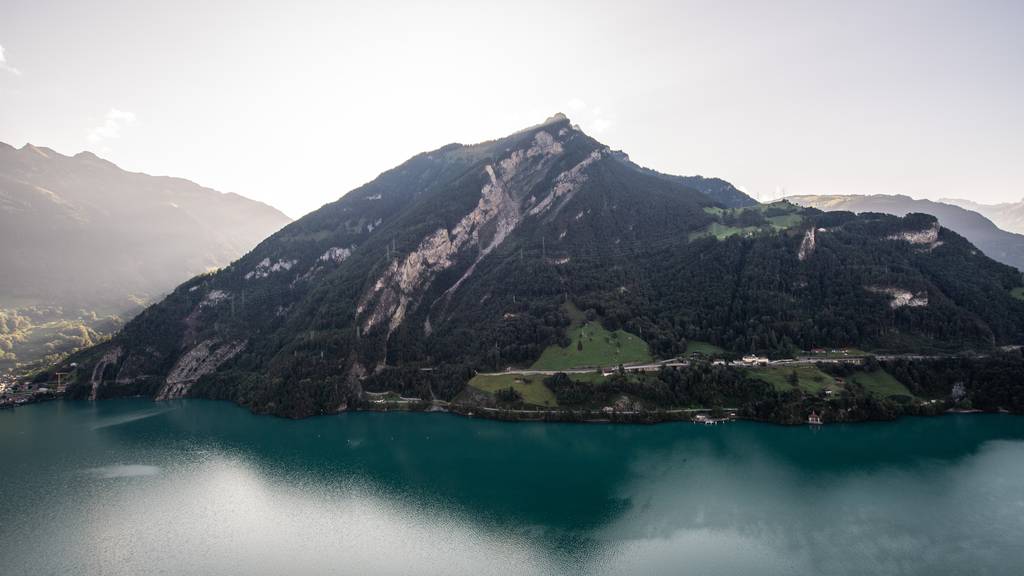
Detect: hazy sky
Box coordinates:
(1, 0, 1022, 218)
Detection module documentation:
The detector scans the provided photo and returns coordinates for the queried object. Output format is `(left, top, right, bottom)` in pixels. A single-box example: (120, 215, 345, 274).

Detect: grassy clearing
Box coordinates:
(468, 374, 557, 407)
(1011, 287, 1024, 301)
(685, 340, 726, 356)
(689, 222, 761, 240)
(566, 371, 609, 384)
(767, 213, 803, 229)
(747, 365, 914, 400)
(849, 370, 913, 398)
(747, 365, 841, 394)
(692, 202, 804, 241)
(531, 304, 652, 370)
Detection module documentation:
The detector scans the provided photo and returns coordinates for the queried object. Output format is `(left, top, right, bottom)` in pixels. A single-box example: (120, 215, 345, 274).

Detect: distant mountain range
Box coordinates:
(0, 141, 291, 371)
(788, 194, 1024, 272)
(60, 115, 1024, 418)
(941, 197, 1024, 236)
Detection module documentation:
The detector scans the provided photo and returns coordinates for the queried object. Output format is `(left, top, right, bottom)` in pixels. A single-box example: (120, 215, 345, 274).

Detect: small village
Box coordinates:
(0, 371, 65, 408)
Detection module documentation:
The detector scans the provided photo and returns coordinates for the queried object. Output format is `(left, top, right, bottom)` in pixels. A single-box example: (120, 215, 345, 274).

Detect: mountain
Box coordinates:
(59, 115, 1024, 418)
(631, 162, 756, 208)
(788, 194, 1024, 271)
(0, 142, 291, 371)
(941, 197, 1024, 236)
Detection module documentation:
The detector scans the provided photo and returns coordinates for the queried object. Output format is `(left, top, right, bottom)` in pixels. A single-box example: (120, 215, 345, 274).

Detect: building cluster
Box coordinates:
(694, 412, 737, 425)
(809, 348, 853, 356)
(707, 355, 770, 368)
(740, 355, 771, 366)
(0, 374, 53, 407)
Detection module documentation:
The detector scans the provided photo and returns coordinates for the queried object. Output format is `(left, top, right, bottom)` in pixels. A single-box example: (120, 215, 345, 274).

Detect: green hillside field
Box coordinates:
(531, 304, 652, 371)
(467, 373, 557, 407)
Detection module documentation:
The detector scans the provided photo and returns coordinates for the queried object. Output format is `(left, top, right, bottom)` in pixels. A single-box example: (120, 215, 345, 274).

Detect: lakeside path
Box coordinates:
(476, 345, 1024, 379)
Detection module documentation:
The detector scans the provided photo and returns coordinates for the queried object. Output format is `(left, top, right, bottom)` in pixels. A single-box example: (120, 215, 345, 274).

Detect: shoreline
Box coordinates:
(4, 393, 1014, 427)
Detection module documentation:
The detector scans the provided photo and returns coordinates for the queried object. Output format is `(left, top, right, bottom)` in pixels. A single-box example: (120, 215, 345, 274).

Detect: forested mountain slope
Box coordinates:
(60, 116, 1024, 417)
(0, 142, 291, 371)
(789, 194, 1024, 271)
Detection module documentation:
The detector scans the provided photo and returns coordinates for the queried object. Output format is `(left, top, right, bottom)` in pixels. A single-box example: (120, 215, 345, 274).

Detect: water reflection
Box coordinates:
(85, 464, 162, 478)
(593, 432, 1024, 574)
(62, 457, 562, 576)
(2, 400, 1024, 575)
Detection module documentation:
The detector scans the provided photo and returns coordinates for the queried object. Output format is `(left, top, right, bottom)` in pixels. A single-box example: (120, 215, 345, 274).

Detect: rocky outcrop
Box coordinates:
(156, 339, 245, 400)
(319, 246, 351, 263)
(296, 246, 355, 284)
(528, 149, 604, 217)
(866, 286, 929, 309)
(798, 228, 816, 261)
(245, 258, 298, 280)
(89, 346, 122, 400)
(200, 290, 230, 308)
(357, 129, 582, 335)
(888, 222, 942, 250)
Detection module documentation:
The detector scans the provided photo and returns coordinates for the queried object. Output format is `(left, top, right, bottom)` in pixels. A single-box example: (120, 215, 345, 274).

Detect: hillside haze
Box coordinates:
(788, 194, 1024, 271)
(0, 142, 291, 371)
(62, 116, 1024, 417)
(941, 197, 1024, 236)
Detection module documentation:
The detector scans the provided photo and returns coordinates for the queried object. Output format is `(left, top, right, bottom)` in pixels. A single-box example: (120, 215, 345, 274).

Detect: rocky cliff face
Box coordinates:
(888, 221, 942, 250)
(356, 128, 606, 337)
(158, 339, 246, 400)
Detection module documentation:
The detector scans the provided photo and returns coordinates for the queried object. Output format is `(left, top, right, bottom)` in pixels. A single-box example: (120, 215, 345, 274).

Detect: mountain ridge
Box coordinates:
(56, 116, 1024, 418)
(0, 141, 291, 372)
(788, 194, 1024, 271)
(941, 197, 1024, 236)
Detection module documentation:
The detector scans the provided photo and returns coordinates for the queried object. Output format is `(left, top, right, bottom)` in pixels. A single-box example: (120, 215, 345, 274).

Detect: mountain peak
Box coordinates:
(58, 117, 1024, 420)
(541, 112, 570, 125)
(20, 143, 54, 159)
(505, 113, 574, 140)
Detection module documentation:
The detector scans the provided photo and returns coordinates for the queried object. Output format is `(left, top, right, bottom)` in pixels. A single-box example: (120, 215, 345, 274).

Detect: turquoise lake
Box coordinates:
(2, 399, 1023, 575)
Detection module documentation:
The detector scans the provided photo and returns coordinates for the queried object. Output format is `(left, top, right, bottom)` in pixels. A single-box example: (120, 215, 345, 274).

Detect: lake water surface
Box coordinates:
(2, 400, 1023, 575)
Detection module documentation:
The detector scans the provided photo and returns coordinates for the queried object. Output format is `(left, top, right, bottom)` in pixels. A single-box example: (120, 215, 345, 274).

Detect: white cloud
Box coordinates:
(566, 98, 615, 134)
(88, 108, 137, 143)
(0, 44, 22, 75)
(591, 117, 613, 134)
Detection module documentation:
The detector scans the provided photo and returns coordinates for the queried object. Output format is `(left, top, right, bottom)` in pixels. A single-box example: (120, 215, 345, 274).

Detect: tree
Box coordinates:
(495, 386, 523, 404)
